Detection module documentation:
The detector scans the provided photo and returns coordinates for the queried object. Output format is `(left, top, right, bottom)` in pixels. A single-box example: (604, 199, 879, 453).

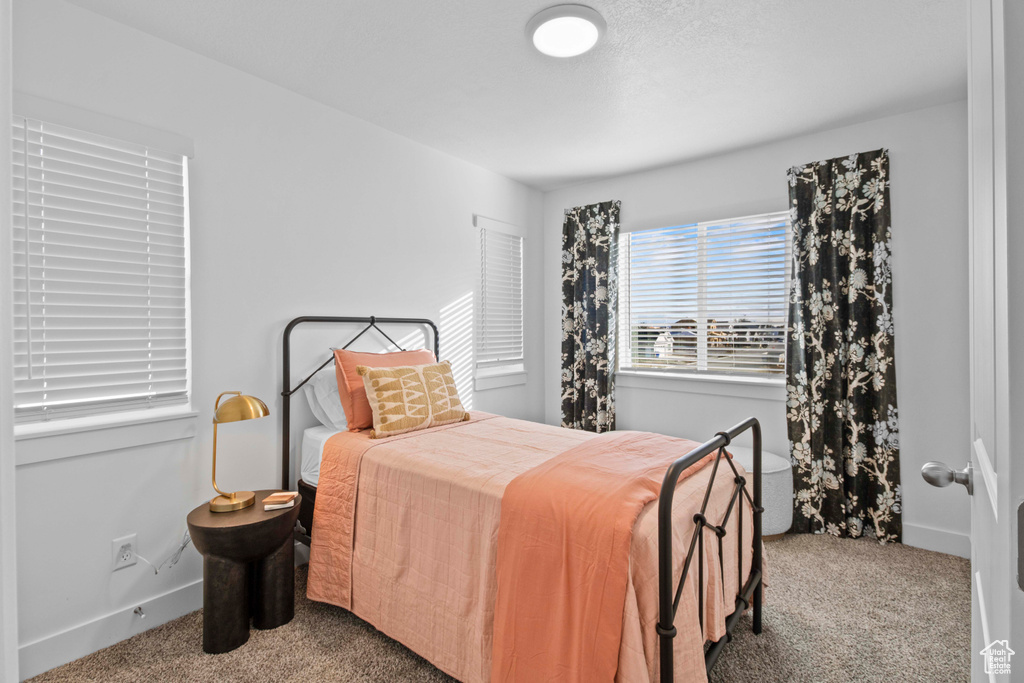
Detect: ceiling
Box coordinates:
(62, 0, 967, 190)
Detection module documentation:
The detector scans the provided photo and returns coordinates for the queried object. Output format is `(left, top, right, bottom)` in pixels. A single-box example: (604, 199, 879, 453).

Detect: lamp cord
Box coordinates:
(135, 531, 192, 576)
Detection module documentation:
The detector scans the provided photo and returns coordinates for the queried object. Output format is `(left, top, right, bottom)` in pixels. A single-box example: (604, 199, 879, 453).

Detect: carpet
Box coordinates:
(29, 534, 969, 682)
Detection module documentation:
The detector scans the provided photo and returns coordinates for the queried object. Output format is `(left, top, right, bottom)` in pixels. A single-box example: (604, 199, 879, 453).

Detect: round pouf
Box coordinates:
(726, 446, 793, 537)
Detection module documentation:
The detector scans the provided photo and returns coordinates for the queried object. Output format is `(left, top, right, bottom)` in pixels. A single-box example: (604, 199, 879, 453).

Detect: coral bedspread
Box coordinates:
(307, 413, 754, 683)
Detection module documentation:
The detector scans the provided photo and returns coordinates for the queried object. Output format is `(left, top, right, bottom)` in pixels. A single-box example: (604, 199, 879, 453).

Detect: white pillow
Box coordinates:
(301, 367, 348, 431)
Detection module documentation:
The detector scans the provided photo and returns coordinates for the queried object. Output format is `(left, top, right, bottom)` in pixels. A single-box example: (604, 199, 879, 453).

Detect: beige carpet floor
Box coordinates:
(30, 534, 969, 683)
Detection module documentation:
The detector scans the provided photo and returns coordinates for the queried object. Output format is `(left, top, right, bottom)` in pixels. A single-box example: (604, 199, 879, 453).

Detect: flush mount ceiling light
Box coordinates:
(527, 4, 606, 58)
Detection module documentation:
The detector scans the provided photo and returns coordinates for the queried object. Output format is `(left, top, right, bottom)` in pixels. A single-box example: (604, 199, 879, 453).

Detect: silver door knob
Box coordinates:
(921, 461, 973, 495)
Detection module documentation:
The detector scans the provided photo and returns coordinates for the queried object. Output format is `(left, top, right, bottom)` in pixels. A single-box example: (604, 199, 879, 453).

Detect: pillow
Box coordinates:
(357, 360, 469, 438)
(301, 367, 348, 431)
(334, 348, 436, 431)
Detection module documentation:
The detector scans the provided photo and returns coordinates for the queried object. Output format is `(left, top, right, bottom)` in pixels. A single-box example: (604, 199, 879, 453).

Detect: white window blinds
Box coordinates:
(12, 116, 190, 423)
(478, 227, 524, 366)
(619, 211, 790, 377)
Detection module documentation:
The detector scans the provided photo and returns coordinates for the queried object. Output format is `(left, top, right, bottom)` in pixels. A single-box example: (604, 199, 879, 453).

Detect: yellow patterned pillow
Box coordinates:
(356, 360, 470, 438)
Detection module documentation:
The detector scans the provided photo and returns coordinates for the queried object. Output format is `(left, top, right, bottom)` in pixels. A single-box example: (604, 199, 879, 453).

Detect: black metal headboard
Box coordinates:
(280, 316, 440, 489)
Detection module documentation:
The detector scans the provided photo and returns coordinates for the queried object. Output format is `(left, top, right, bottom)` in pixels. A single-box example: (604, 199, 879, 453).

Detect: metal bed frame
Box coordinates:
(657, 419, 764, 680)
(280, 315, 762, 681)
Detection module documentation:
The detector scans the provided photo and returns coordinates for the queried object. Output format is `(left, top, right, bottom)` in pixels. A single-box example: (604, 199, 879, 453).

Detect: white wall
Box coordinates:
(542, 100, 971, 557)
(12, 0, 543, 677)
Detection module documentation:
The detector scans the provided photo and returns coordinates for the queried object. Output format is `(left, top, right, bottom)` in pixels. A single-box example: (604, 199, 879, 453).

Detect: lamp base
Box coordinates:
(210, 491, 255, 513)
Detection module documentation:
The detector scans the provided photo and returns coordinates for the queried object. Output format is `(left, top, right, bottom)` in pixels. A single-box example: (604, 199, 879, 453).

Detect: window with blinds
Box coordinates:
(478, 227, 524, 367)
(619, 211, 790, 378)
(12, 116, 190, 423)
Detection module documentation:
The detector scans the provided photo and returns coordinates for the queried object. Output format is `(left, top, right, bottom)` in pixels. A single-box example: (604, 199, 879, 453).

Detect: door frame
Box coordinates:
(0, 0, 20, 680)
(967, 0, 1014, 680)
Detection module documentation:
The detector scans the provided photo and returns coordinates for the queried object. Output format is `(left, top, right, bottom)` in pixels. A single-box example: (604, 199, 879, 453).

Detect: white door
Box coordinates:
(925, 1, 1014, 680)
(966, 0, 1011, 679)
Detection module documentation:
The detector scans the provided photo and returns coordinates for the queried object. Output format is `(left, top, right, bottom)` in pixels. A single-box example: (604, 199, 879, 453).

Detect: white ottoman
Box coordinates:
(726, 446, 793, 537)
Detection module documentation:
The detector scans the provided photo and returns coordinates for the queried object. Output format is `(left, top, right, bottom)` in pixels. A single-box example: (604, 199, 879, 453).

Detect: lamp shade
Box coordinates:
(213, 394, 269, 424)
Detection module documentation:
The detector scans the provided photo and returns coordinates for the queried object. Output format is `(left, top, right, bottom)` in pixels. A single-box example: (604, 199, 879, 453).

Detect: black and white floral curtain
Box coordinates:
(786, 149, 901, 543)
(561, 201, 619, 432)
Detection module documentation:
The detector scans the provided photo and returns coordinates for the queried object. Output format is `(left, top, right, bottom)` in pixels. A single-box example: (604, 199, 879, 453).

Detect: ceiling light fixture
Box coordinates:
(527, 4, 606, 58)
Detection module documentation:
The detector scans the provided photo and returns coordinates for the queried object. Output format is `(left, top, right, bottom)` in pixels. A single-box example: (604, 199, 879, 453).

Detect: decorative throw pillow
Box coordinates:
(357, 360, 469, 438)
(334, 348, 436, 431)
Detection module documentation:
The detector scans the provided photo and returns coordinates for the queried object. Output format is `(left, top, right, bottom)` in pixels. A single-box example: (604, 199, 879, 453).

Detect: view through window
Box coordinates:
(618, 211, 790, 377)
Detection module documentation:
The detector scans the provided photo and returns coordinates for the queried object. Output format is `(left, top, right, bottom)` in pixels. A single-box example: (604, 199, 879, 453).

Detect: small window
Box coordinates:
(477, 226, 524, 371)
(12, 116, 191, 422)
(619, 211, 790, 378)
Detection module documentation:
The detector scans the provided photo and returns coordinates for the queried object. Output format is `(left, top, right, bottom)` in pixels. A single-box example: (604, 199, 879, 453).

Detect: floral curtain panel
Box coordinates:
(561, 200, 620, 432)
(786, 149, 901, 542)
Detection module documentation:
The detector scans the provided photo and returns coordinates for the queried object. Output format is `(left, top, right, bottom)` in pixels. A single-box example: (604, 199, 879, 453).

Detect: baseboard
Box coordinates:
(903, 521, 970, 558)
(18, 579, 202, 681)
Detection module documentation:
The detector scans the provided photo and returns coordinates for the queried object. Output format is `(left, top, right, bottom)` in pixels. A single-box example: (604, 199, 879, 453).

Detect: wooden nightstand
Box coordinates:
(186, 490, 301, 653)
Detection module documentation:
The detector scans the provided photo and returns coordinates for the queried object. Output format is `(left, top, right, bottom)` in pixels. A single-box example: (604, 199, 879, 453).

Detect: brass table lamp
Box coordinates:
(210, 391, 269, 512)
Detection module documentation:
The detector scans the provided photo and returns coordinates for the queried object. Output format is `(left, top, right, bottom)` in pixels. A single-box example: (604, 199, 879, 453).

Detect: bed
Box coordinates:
(281, 316, 764, 683)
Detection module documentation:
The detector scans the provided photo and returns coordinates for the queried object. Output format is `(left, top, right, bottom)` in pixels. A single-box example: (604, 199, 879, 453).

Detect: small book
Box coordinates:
(264, 500, 295, 511)
(263, 491, 298, 506)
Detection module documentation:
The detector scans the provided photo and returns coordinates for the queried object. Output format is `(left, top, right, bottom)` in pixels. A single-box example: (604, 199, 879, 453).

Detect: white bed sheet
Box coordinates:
(301, 424, 340, 487)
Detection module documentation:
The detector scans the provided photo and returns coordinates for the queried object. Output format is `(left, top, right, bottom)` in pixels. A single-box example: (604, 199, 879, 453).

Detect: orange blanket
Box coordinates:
(307, 413, 753, 683)
(307, 412, 518, 613)
(491, 431, 714, 683)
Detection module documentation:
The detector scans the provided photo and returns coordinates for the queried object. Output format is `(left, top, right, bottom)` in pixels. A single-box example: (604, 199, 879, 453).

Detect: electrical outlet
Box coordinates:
(112, 534, 137, 571)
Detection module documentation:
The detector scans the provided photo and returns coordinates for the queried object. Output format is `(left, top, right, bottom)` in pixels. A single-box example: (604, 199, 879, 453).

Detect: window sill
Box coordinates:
(14, 406, 199, 467)
(615, 370, 785, 402)
(474, 364, 527, 391)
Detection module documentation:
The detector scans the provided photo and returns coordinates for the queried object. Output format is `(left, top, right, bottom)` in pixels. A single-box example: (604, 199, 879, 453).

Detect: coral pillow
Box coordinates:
(334, 348, 435, 430)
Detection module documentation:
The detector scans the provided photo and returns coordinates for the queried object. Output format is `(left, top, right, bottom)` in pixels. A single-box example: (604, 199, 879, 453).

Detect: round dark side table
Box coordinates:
(186, 490, 302, 654)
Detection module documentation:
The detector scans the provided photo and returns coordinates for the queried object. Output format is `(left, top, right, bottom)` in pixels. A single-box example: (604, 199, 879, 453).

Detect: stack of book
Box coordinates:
(263, 491, 298, 511)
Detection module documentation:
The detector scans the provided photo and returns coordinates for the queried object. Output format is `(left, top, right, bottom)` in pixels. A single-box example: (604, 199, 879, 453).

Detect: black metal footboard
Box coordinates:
(657, 418, 763, 682)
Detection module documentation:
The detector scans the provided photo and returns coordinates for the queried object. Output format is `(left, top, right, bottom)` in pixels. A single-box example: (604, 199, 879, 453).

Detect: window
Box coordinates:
(477, 225, 524, 371)
(619, 211, 790, 378)
(12, 116, 190, 423)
